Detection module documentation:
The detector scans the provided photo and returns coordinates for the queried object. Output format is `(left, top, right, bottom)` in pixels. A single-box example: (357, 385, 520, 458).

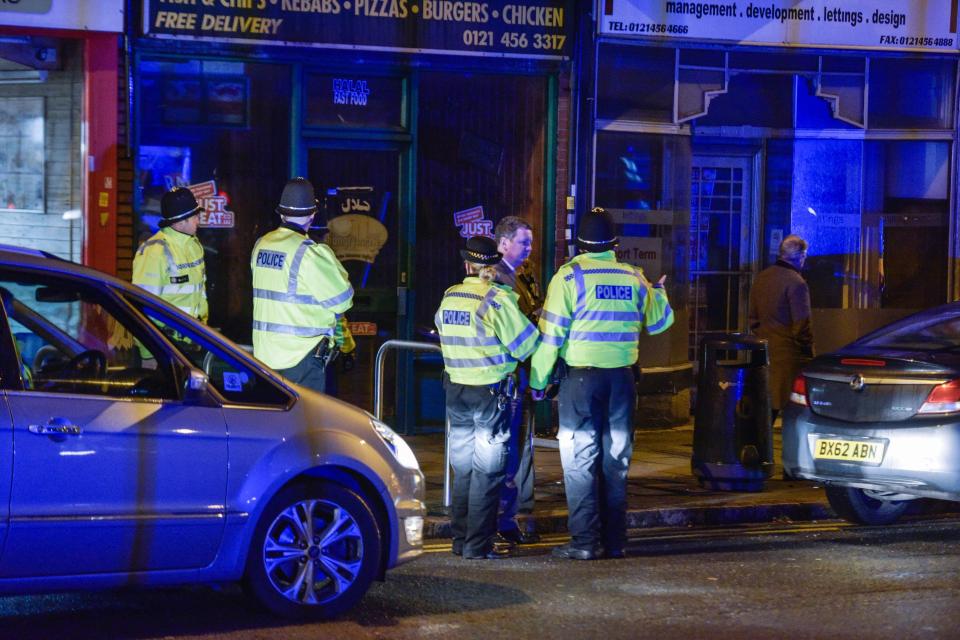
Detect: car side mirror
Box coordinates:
(182, 367, 214, 405)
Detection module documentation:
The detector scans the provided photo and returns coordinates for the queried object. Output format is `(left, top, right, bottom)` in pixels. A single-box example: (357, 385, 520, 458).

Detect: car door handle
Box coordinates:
(28, 422, 83, 436)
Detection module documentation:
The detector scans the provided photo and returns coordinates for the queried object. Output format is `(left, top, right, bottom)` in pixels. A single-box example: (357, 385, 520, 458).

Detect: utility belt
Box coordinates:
(566, 362, 641, 376)
(313, 336, 340, 369)
(490, 371, 520, 412)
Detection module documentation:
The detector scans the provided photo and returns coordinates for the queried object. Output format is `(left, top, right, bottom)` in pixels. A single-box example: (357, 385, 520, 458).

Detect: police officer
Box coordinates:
(436, 235, 540, 560)
(251, 177, 353, 393)
(133, 187, 208, 322)
(530, 208, 674, 560)
(493, 216, 542, 545)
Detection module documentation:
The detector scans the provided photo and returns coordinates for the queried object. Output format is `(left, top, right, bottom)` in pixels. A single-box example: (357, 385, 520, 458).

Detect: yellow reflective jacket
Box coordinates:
(434, 277, 540, 386)
(132, 227, 208, 322)
(530, 250, 674, 390)
(251, 224, 354, 370)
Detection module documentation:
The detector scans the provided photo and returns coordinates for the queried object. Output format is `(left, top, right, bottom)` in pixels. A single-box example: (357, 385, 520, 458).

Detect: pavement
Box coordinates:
(406, 420, 840, 540)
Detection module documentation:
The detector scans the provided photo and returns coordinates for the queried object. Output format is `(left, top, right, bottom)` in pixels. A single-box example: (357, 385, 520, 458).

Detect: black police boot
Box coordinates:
(464, 535, 516, 560)
(551, 543, 603, 561)
(498, 528, 541, 545)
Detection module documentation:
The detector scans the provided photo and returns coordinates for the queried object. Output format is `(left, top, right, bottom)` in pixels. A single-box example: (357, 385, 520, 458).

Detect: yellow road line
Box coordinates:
(422, 520, 855, 553)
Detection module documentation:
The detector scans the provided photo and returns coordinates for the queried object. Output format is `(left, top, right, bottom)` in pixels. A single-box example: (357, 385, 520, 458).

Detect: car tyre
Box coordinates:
(825, 485, 909, 526)
(244, 481, 381, 620)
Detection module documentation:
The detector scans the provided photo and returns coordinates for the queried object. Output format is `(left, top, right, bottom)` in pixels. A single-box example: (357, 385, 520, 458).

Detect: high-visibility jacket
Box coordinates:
(251, 224, 353, 370)
(434, 277, 540, 386)
(530, 250, 674, 390)
(132, 227, 208, 322)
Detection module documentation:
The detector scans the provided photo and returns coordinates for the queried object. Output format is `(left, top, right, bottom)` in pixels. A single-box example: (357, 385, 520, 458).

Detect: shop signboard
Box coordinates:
(144, 1, 572, 60)
(598, 0, 960, 53)
(614, 236, 662, 278)
(0, 0, 123, 32)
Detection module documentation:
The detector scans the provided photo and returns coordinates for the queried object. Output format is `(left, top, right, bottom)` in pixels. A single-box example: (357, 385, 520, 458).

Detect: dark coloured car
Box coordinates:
(0, 246, 424, 619)
(782, 302, 960, 525)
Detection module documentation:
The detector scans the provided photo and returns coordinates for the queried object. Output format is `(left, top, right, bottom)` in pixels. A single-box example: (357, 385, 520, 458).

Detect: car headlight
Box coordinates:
(371, 418, 421, 471)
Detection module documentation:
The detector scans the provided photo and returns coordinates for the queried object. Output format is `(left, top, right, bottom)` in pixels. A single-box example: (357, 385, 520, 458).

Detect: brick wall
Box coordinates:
(116, 48, 134, 281)
(554, 70, 572, 270)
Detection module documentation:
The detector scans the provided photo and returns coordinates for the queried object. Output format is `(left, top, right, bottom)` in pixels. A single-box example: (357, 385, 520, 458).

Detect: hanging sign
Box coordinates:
(598, 0, 960, 52)
(187, 180, 235, 229)
(144, 1, 572, 60)
(454, 205, 494, 238)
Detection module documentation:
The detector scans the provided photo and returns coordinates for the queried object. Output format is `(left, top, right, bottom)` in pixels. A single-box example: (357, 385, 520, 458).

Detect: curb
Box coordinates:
(424, 501, 836, 540)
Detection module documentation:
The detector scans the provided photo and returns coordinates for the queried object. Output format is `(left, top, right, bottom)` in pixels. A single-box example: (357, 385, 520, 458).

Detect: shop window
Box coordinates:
(597, 44, 674, 122)
(413, 72, 547, 337)
(864, 140, 950, 309)
(695, 73, 794, 128)
(728, 51, 818, 72)
(136, 58, 292, 344)
(304, 72, 405, 129)
(0, 38, 83, 260)
(594, 132, 691, 366)
(868, 58, 955, 129)
(764, 139, 862, 309)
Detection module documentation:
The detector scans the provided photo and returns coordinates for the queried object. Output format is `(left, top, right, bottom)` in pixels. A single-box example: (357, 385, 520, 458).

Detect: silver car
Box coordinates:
(782, 302, 960, 525)
(0, 246, 424, 619)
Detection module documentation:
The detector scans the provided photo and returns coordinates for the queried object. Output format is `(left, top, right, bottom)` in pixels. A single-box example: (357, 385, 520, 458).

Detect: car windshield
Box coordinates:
(857, 310, 960, 351)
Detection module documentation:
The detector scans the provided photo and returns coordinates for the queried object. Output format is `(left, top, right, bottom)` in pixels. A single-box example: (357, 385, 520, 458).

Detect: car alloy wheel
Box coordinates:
(245, 482, 381, 619)
(264, 498, 363, 605)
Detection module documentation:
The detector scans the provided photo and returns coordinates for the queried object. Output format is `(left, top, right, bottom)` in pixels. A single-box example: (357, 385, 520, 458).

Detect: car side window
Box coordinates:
(131, 299, 291, 407)
(0, 274, 178, 399)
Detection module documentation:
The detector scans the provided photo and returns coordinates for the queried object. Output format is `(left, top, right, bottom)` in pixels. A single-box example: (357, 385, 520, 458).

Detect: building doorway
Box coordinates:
(688, 154, 756, 360)
(306, 142, 409, 417)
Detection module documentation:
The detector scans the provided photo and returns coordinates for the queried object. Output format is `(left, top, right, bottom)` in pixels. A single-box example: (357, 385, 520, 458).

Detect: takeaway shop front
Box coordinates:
(132, 1, 571, 430)
(582, 0, 960, 420)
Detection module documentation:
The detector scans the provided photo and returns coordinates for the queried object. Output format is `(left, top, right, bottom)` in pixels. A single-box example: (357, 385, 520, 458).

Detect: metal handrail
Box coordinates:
(373, 339, 441, 421)
(372, 339, 453, 507)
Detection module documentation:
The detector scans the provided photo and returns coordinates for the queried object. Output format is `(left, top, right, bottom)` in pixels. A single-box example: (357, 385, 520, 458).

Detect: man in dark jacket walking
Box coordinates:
(748, 234, 814, 424)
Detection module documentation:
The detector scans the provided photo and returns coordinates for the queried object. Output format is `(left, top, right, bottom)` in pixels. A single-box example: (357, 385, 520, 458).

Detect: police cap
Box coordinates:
(276, 177, 318, 216)
(159, 187, 202, 227)
(576, 207, 618, 252)
(459, 235, 502, 266)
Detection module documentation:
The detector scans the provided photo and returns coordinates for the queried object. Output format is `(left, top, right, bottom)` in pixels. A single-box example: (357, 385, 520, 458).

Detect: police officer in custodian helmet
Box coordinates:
(133, 187, 208, 322)
(250, 177, 354, 393)
(530, 208, 674, 560)
(435, 236, 540, 560)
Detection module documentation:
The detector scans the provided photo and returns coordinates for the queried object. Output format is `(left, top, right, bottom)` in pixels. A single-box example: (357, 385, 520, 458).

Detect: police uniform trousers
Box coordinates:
(557, 366, 636, 554)
(445, 374, 511, 558)
(278, 348, 327, 394)
(499, 366, 535, 533)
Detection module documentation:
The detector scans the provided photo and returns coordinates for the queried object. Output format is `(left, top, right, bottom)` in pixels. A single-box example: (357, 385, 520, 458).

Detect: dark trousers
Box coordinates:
(278, 349, 327, 394)
(499, 367, 535, 532)
(557, 366, 636, 553)
(446, 377, 511, 557)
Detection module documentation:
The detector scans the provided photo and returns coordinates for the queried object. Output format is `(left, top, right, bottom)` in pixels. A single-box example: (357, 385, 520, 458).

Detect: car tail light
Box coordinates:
(789, 374, 808, 406)
(918, 379, 960, 414)
(840, 358, 886, 367)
